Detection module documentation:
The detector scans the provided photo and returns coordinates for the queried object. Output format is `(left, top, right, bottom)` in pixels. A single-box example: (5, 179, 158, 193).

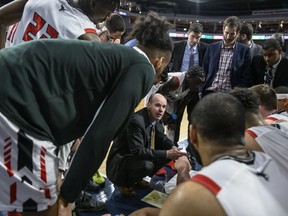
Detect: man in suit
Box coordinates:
(201, 16, 251, 96)
(271, 33, 288, 59)
(168, 22, 208, 145)
(106, 93, 186, 197)
(170, 22, 207, 72)
(236, 22, 262, 57)
(130, 92, 288, 216)
(251, 38, 288, 88)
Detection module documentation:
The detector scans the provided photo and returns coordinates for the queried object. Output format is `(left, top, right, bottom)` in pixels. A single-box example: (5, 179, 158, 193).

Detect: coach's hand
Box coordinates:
(166, 147, 187, 160)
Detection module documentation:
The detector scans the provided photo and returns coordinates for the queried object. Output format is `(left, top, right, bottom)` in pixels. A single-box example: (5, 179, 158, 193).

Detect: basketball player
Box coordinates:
(0, 11, 173, 216)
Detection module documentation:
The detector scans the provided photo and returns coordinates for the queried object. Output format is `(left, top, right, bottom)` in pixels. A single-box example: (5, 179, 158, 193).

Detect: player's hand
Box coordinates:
(166, 147, 187, 160)
(175, 155, 191, 171)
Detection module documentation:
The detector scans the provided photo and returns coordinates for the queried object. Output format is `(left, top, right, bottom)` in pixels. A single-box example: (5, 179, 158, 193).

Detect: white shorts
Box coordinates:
(0, 112, 58, 212)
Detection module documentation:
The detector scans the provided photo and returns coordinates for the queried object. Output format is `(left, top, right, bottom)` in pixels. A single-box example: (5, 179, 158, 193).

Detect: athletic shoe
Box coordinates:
(75, 191, 105, 212)
(85, 179, 101, 192)
(92, 171, 105, 185)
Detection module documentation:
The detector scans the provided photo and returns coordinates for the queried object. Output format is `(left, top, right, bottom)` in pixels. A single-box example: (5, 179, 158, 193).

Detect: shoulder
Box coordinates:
(255, 43, 262, 49)
(173, 40, 186, 48)
(206, 41, 221, 51)
(174, 40, 186, 45)
(208, 41, 221, 47)
(251, 54, 264, 63)
(131, 108, 148, 125)
(245, 129, 264, 151)
(280, 56, 288, 64)
(130, 47, 154, 63)
(155, 120, 165, 132)
(166, 75, 181, 87)
(199, 42, 208, 48)
(159, 180, 226, 216)
(235, 42, 250, 51)
(252, 43, 263, 54)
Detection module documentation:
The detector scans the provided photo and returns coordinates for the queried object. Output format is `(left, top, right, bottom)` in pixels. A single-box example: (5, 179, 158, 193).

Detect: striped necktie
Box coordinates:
(188, 49, 194, 69)
(264, 65, 273, 86)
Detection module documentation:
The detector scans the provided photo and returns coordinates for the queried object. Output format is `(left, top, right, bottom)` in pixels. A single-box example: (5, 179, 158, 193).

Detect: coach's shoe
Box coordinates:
(92, 171, 105, 185)
(85, 179, 101, 192)
(119, 186, 137, 197)
(75, 191, 105, 212)
(136, 180, 150, 189)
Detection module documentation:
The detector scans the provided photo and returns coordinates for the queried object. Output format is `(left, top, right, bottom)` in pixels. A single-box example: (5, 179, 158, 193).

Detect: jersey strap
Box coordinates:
(84, 28, 97, 35)
(190, 174, 221, 195)
(245, 129, 257, 138)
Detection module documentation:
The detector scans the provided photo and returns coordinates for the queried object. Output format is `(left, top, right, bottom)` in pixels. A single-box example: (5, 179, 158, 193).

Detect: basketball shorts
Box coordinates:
(0, 112, 58, 212)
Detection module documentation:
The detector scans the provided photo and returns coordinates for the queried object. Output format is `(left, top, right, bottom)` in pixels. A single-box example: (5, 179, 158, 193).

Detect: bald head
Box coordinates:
(147, 93, 167, 121)
(148, 93, 166, 104)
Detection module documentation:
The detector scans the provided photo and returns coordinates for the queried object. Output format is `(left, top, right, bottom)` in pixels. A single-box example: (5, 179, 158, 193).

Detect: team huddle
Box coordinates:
(1, 0, 288, 216)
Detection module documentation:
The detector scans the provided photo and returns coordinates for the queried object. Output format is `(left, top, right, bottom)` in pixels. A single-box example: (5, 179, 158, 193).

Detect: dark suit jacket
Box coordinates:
(250, 41, 263, 58)
(106, 108, 174, 185)
(201, 41, 251, 94)
(251, 55, 288, 88)
(170, 40, 208, 72)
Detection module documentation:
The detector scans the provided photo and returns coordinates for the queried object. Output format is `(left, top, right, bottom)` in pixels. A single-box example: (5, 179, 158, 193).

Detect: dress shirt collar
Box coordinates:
(187, 42, 198, 51)
(150, 120, 156, 127)
(148, 116, 157, 126)
(270, 54, 282, 69)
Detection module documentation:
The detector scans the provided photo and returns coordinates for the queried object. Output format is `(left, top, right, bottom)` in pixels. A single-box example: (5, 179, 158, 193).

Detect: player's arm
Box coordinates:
(157, 76, 179, 96)
(174, 156, 191, 184)
(159, 181, 226, 216)
(0, 0, 27, 25)
(244, 130, 264, 152)
(60, 63, 155, 202)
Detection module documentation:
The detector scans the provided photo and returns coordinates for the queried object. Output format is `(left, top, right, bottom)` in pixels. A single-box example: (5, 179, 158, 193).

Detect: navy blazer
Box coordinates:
(251, 55, 288, 88)
(201, 41, 251, 95)
(170, 40, 208, 72)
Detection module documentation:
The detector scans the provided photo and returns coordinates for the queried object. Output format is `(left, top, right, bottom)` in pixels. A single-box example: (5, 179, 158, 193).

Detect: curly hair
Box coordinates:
(130, 11, 173, 53)
(187, 66, 205, 79)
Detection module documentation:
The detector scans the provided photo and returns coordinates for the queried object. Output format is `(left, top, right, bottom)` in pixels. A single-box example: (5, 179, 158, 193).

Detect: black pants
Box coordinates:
(107, 154, 170, 188)
(169, 91, 200, 145)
